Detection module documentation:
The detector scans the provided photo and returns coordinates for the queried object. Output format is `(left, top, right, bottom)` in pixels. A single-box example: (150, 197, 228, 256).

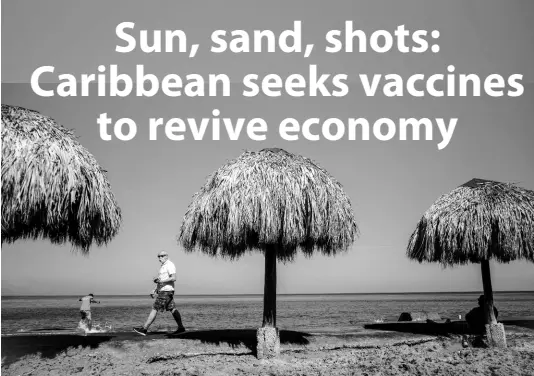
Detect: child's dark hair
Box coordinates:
(89, 293, 94, 297)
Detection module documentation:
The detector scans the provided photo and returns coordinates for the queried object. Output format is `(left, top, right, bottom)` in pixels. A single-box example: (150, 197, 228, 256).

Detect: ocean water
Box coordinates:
(2, 292, 533, 335)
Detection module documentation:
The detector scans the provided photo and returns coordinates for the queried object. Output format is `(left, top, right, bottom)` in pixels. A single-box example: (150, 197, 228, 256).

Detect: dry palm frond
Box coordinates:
(1, 104, 122, 253)
(407, 178, 534, 266)
(179, 148, 358, 262)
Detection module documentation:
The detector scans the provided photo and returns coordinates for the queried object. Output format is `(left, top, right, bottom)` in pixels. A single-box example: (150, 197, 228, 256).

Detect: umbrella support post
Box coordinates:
(256, 327, 280, 359)
(485, 323, 507, 348)
(257, 246, 280, 359)
(481, 260, 507, 348)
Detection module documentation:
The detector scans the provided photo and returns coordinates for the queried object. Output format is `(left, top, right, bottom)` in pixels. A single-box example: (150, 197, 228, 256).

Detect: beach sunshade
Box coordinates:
(1, 104, 122, 253)
(406, 178, 534, 345)
(179, 148, 358, 330)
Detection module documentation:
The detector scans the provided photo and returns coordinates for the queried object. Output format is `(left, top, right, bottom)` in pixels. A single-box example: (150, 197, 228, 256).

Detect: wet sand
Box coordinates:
(2, 323, 534, 376)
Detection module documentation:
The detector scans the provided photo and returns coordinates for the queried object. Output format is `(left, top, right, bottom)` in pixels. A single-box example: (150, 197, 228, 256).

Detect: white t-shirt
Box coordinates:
(158, 260, 176, 292)
(80, 296, 93, 311)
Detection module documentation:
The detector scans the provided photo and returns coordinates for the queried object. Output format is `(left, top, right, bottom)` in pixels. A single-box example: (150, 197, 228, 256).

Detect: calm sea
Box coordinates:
(2, 292, 533, 335)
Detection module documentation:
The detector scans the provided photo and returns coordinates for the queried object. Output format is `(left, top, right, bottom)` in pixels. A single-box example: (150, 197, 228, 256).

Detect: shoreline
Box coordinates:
(3, 317, 533, 337)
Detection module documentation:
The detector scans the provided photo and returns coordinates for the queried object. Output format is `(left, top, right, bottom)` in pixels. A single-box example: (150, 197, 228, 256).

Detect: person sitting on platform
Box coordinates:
(465, 294, 499, 334)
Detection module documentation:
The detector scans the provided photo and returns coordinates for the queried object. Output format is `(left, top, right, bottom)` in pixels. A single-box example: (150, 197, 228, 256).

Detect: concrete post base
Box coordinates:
(485, 323, 507, 348)
(256, 327, 280, 359)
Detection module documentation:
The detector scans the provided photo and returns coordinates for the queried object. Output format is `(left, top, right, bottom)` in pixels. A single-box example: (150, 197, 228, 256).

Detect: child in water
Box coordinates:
(79, 293, 100, 331)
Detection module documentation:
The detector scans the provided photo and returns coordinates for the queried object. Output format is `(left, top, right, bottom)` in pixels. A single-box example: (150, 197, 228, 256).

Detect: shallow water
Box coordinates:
(2, 292, 533, 334)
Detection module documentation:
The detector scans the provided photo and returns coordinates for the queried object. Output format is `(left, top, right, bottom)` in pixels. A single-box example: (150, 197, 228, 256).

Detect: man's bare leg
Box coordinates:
(143, 309, 158, 329)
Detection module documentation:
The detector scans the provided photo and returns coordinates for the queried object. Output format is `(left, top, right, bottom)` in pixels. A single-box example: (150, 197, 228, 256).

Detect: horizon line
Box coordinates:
(2, 290, 533, 297)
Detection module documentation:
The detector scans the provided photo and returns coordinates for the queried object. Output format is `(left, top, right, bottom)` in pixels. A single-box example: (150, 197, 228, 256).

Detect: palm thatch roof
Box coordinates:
(1, 104, 122, 253)
(407, 178, 534, 266)
(179, 148, 359, 261)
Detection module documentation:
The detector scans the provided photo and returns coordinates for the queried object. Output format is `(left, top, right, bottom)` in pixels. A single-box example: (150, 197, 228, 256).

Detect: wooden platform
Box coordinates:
(364, 318, 534, 335)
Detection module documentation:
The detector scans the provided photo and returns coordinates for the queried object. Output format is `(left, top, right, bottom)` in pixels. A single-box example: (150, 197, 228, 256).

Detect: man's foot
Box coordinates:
(133, 327, 148, 336)
(171, 327, 186, 335)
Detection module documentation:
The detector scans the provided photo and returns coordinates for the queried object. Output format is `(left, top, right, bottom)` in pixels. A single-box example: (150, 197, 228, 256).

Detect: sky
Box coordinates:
(1, 0, 533, 295)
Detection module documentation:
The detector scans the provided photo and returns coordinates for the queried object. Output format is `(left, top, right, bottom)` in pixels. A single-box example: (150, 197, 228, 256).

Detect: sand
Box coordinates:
(2, 328, 534, 376)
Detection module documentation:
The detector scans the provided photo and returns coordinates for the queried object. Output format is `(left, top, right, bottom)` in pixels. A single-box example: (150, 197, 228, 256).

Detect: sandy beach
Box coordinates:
(3, 323, 534, 376)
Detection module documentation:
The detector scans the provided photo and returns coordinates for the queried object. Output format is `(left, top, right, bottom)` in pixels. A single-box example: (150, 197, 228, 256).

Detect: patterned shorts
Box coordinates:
(80, 310, 92, 321)
(153, 291, 176, 312)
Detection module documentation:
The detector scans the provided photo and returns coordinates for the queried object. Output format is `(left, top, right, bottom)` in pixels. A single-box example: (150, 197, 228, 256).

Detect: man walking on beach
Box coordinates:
(133, 251, 186, 336)
(79, 293, 100, 331)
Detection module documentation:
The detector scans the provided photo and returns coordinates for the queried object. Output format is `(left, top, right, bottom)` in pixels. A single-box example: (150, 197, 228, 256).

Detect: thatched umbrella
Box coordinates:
(179, 148, 358, 357)
(407, 178, 534, 347)
(1, 104, 122, 253)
